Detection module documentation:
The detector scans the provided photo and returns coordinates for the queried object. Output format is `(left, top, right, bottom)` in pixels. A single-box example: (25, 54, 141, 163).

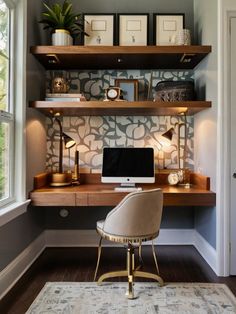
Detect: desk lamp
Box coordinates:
(51, 116, 76, 186)
(161, 113, 187, 171)
(161, 113, 189, 185)
(64, 132, 76, 172)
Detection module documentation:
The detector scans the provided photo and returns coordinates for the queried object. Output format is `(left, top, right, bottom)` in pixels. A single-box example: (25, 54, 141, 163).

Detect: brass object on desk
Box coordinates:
(50, 172, 72, 187)
(72, 150, 80, 185)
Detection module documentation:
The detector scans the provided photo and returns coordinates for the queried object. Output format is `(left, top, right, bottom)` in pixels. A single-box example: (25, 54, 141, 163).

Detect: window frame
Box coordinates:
(0, 0, 28, 224)
(0, 0, 15, 207)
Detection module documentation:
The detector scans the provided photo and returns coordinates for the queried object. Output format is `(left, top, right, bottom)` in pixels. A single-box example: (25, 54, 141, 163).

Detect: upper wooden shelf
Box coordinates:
(30, 45, 212, 70)
(29, 100, 211, 116)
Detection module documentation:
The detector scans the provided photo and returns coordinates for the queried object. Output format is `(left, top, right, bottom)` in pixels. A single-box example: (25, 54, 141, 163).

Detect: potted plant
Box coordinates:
(39, 0, 87, 45)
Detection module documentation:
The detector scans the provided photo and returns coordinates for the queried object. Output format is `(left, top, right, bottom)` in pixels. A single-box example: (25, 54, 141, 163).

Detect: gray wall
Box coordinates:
(0, 0, 47, 272)
(43, 0, 195, 45)
(44, 206, 194, 230)
(0, 206, 44, 271)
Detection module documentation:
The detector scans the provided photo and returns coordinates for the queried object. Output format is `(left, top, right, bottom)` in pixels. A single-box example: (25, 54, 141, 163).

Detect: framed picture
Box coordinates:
(118, 14, 149, 46)
(115, 79, 139, 101)
(83, 14, 115, 46)
(153, 14, 185, 45)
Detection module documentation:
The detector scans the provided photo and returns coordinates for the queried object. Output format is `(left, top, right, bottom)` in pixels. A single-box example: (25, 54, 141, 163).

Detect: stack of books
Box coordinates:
(45, 93, 86, 102)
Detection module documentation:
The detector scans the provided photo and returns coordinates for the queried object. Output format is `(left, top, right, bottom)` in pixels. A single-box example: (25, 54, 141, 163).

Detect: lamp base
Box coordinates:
(50, 172, 72, 187)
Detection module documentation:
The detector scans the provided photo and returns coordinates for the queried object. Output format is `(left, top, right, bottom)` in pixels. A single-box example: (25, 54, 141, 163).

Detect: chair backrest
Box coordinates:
(103, 188, 163, 238)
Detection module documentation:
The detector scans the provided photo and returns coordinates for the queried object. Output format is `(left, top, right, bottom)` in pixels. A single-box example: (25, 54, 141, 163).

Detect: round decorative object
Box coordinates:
(168, 172, 179, 185)
(51, 77, 70, 94)
(105, 87, 122, 100)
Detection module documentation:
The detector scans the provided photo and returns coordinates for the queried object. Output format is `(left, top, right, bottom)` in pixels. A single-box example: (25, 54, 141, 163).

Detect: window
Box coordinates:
(0, 0, 13, 206)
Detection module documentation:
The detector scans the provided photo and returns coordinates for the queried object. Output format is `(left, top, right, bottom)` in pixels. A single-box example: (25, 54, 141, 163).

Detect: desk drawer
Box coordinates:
(75, 193, 88, 206)
(88, 192, 127, 206)
(30, 192, 76, 206)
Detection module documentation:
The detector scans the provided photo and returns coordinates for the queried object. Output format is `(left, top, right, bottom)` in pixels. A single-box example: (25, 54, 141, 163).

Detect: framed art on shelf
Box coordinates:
(118, 14, 149, 46)
(83, 14, 115, 46)
(115, 79, 139, 101)
(153, 13, 185, 45)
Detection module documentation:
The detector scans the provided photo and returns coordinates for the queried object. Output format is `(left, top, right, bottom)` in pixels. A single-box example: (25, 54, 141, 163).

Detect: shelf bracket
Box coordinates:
(180, 53, 196, 63)
(46, 54, 60, 64)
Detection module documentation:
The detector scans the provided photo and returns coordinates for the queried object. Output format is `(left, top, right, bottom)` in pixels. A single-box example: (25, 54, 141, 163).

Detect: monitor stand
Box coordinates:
(114, 183, 142, 192)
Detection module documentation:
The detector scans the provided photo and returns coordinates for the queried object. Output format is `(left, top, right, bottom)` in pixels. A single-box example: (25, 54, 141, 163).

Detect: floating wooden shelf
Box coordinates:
(30, 45, 212, 70)
(29, 100, 211, 116)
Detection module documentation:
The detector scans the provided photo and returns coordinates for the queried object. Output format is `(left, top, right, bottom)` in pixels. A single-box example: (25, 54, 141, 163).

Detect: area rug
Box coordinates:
(26, 282, 236, 313)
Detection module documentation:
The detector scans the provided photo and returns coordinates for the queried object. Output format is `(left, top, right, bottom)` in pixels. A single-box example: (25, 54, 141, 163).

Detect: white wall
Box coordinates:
(217, 0, 236, 276)
(194, 0, 218, 192)
(194, 0, 236, 276)
(193, 0, 218, 267)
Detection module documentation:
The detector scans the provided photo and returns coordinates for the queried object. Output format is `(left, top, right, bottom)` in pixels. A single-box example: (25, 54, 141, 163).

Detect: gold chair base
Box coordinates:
(96, 241, 164, 299)
(97, 270, 164, 286)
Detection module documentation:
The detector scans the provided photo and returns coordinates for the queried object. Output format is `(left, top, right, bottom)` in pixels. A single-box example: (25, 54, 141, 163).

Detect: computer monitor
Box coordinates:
(101, 147, 155, 187)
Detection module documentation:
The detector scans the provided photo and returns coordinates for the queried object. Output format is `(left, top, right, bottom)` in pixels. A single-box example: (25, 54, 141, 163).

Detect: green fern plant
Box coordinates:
(39, 0, 88, 38)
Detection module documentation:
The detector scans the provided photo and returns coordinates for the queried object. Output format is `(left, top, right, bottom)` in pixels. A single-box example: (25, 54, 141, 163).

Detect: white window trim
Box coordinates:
(0, 200, 30, 227)
(0, 0, 28, 225)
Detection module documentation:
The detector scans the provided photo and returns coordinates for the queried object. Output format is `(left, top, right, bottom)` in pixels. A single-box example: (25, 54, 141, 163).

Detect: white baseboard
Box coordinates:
(45, 229, 195, 247)
(157, 229, 195, 245)
(0, 232, 46, 301)
(0, 228, 217, 301)
(194, 230, 217, 274)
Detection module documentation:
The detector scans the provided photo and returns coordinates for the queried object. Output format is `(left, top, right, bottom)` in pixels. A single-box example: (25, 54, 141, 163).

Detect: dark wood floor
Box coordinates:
(1, 245, 236, 313)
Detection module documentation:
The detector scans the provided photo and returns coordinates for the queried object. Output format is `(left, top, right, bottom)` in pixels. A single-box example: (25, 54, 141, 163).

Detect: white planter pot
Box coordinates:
(52, 29, 73, 46)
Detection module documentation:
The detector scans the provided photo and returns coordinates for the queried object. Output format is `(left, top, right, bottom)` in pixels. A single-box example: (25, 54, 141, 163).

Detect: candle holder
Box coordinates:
(72, 149, 80, 185)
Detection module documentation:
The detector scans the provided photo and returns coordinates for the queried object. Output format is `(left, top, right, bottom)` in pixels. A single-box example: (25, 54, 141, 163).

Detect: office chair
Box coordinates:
(94, 188, 164, 299)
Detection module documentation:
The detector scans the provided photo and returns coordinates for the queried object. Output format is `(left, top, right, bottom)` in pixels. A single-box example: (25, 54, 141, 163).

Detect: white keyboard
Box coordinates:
(114, 187, 142, 192)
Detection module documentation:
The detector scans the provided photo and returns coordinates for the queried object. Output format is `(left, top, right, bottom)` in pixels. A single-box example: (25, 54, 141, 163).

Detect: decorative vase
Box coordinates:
(52, 29, 73, 46)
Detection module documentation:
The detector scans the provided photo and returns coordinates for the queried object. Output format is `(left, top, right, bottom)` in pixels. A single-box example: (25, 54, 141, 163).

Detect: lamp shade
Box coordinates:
(63, 133, 76, 149)
(160, 127, 175, 146)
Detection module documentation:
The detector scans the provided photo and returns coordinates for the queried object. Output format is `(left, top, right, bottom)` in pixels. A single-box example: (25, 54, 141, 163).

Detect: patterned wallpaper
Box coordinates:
(45, 69, 194, 173)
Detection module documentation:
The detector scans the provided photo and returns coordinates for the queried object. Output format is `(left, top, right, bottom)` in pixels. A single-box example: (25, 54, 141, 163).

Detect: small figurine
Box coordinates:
(52, 77, 70, 93)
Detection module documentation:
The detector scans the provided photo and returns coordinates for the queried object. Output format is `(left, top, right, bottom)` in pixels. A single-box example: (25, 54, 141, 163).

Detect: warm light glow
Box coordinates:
(65, 139, 76, 149)
(63, 132, 76, 149)
(159, 136, 172, 147)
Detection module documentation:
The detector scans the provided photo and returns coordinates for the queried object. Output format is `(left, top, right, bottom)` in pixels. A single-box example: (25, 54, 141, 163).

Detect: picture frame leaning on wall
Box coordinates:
(83, 14, 116, 45)
(118, 13, 149, 46)
(153, 13, 185, 45)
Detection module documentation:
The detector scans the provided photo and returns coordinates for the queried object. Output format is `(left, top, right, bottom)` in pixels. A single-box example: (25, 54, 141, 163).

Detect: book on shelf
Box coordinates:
(45, 97, 86, 102)
(46, 93, 85, 98)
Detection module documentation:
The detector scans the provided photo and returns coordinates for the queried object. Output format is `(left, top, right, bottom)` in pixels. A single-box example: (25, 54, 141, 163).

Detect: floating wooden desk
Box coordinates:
(30, 173, 216, 207)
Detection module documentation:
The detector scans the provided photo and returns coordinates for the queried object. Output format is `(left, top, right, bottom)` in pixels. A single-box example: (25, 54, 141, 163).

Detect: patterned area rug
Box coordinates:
(26, 282, 236, 313)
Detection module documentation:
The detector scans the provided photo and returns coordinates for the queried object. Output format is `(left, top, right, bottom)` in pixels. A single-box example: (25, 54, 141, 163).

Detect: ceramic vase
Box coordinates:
(52, 29, 73, 46)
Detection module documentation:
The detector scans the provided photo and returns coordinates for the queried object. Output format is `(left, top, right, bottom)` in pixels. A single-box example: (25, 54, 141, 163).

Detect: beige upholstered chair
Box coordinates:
(94, 188, 164, 299)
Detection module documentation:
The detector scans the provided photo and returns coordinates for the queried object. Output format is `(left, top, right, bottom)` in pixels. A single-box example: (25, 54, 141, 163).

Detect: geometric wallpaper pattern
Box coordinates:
(45, 69, 194, 173)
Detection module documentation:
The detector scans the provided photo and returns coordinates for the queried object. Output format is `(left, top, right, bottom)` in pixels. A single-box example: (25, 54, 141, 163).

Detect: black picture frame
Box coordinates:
(83, 13, 116, 46)
(118, 13, 149, 46)
(153, 13, 185, 45)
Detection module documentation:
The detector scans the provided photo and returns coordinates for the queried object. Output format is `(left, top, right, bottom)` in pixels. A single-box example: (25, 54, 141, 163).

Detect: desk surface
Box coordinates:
(30, 173, 216, 207)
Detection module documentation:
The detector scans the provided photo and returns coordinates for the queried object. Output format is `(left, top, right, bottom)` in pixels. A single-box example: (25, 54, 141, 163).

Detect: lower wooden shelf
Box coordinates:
(29, 100, 211, 116)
